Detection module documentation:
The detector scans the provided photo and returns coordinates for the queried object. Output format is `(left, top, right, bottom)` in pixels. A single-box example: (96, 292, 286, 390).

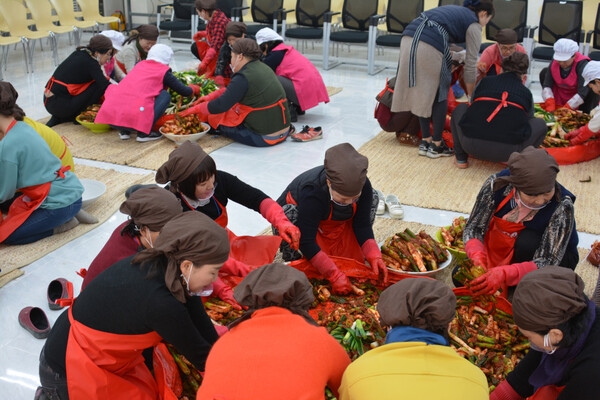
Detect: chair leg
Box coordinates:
(20, 39, 30, 74)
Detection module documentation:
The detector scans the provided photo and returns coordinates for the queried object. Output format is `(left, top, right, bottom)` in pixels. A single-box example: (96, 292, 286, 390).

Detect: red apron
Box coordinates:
(206, 98, 288, 130)
(0, 120, 57, 242)
(528, 385, 565, 400)
(66, 308, 162, 400)
(190, 197, 281, 267)
(483, 189, 526, 295)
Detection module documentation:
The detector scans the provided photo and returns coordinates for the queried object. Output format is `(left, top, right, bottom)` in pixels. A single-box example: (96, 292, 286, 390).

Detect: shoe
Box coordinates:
(385, 194, 404, 219)
(47, 278, 73, 310)
(291, 126, 323, 142)
(426, 142, 454, 159)
(18, 307, 51, 339)
(136, 131, 162, 142)
(119, 130, 131, 140)
(418, 140, 430, 156)
(290, 104, 298, 123)
(454, 157, 469, 169)
(295, 104, 306, 116)
(375, 189, 386, 215)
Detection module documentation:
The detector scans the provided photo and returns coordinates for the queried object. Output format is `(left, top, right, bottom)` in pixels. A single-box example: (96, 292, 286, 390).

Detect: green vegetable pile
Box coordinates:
(166, 71, 219, 114)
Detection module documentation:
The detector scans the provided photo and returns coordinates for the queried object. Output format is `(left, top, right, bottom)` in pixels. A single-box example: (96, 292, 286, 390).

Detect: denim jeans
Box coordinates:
(110, 90, 171, 134)
(4, 198, 82, 245)
(35, 346, 69, 400)
(218, 124, 290, 147)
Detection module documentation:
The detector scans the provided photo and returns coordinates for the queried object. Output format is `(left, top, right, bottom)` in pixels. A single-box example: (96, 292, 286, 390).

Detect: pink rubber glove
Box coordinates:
(310, 251, 352, 295)
(179, 101, 210, 118)
(198, 47, 217, 75)
(565, 125, 595, 145)
(189, 84, 201, 97)
(490, 379, 523, 400)
(212, 278, 242, 310)
(221, 257, 252, 277)
(361, 238, 388, 283)
(259, 198, 300, 251)
(213, 324, 229, 336)
(465, 238, 488, 270)
(470, 262, 537, 296)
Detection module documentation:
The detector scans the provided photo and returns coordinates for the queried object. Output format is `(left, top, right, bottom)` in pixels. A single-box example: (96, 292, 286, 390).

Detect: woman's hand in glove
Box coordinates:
(213, 279, 242, 310)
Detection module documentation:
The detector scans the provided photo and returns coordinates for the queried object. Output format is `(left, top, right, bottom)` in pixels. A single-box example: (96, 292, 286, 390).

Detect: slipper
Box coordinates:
(18, 307, 51, 339)
(375, 189, 386, 215)
(385, 194, 404, 220)
(47, 278, 73, 310)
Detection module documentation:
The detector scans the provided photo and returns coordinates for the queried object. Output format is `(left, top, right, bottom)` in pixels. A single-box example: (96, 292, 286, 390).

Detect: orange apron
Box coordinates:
(206, 98, 288, 130)
(286, 191, 365, 263)
(528, 385, 565, 400)
(0, 121, 58, 242)
(44, 77, 94, 105)
(186, 196, 281, 267)
(66, 308, 162, 400)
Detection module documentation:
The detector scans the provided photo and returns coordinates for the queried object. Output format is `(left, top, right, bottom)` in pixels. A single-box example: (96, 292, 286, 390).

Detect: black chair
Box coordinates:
(367, 0, 424, 75)
(584, 3, 600, 61)
(232, 0, 284, 37)
(217, 0, 244, 19)
(284, 0, 331, 52)
(480, 0, 528, 53)
(438, 0, 462, 6)
(157, 0, 205, 43)
(527, 0, 584, 84)
(322, 0, 379, 70)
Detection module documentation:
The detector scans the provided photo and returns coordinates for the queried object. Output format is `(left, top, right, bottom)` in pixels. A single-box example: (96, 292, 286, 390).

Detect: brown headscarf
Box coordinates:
(225, 21, 247, 38)
(495, 29, 518, 45)
(119, 186, 183, 232)
(377, 278, 456, 332)
(231, 38, 263, 60)
(133, 212, 230, 303)
(324, 143, 369, 197)
(0, 82, 19, 117)
(155, 141, 209, 184)
(512, 266, 587, 332)
(229, 263, 317, 328)
(493, 146, 559, 195)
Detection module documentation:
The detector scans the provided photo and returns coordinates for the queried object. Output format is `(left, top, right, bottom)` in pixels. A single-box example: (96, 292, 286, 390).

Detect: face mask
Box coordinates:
(515, 191, 550, 211)
(197, 184, 217, 207)
(143, 231, 153, 248)
(530, 333, 557, 354)
(181, 265, 214, 297)
(329, 186, 358, 207)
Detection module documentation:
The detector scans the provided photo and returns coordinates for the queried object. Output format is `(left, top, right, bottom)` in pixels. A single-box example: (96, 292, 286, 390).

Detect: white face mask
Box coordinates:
(197, 184, 216, 207)
(530, 333, 557, 354)
(143, 231, 153, 248)
(180, 265, 214, 297)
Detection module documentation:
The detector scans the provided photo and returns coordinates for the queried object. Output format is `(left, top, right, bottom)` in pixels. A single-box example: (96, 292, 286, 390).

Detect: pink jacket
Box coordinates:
(273, 43, 329, 111)
(95, 60, 169, 134)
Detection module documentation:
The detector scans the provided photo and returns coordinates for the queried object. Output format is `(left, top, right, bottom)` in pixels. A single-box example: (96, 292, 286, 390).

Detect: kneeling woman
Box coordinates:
(182, 38, 294, 147)
(37, 212, 229, 399)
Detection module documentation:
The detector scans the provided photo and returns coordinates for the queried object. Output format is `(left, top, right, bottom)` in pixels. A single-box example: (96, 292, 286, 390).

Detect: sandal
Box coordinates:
(385, 194, 404, 220)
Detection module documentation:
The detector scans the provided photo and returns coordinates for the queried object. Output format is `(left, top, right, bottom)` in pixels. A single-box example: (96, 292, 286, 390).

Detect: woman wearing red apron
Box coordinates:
(154, 141, 299, 309)
(0, 82, 84, 245)
(276, 143, 388, 295)
(37, 212, 230, 400)
(463, 146, 579, 297)
(490, 267, 600, 400)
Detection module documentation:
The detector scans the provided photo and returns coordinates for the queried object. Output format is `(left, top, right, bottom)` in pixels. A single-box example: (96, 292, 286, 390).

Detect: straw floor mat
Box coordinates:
(360, 131, 600, 235)
(326, 86, 343, 97)
(0, 164, 155, 287)
(47, 121, 233, 170)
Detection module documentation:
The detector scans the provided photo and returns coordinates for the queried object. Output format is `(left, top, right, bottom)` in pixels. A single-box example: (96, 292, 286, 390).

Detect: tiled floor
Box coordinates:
(1, 32, 597, 400)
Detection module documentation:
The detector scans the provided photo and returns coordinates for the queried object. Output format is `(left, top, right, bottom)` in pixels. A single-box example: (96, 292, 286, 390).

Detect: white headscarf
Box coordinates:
(147, 44, 173, 65)
(255, 27, 283, 45)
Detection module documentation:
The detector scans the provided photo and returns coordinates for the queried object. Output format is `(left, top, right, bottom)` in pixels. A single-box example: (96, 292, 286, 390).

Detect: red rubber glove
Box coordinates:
(212, 278, 242, 310)
(189, 84, 201, 97)
(259, 198, 300, 251)
(179, 101, 210, 118)
(543, 98, 556, 112)
(221, 257, 252, 277)
(198, 47, 217, 75)
(565, 124, 595, 145)
(490, 379, 523, 400)
(197, 86, 226, 103)
(465, 239, 488, 270)
(361, 238, 388, 283)
(214, 75, 226, 86)
(193, 30, 207, 41)
(310, 251, 352, 295)
(470, 262, 537, 296)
